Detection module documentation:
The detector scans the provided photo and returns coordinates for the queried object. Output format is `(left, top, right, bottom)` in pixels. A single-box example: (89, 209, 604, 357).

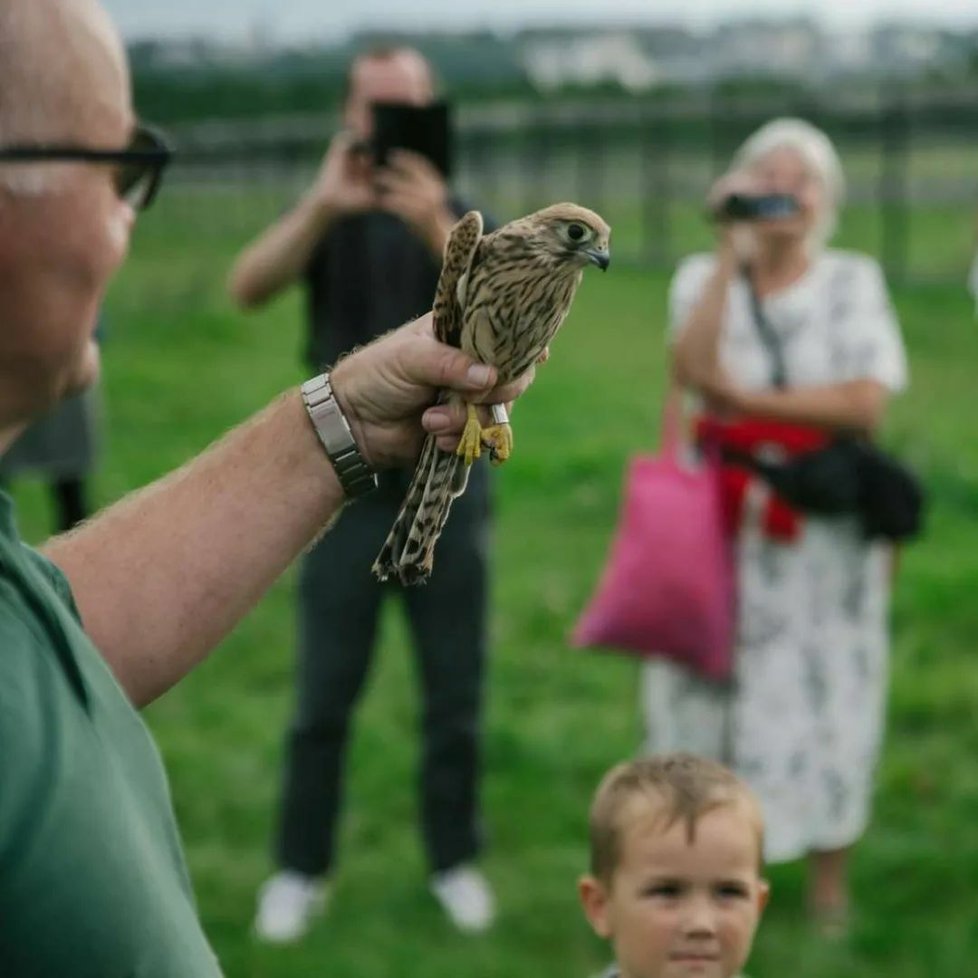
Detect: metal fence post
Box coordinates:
(879, 86, 911, 286)
(709, 87, 729, 179)
(466, 124, 497, 217)
(575, 117, 605, 226)
(641, 105, 672, 269)
(523, 106, 550, 216)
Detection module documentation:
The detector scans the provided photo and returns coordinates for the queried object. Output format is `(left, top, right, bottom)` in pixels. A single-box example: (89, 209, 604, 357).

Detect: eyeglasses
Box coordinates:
(0, 124, 172, 211)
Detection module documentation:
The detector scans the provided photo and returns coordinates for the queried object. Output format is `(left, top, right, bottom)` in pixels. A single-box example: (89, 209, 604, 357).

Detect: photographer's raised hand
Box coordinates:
(373, 149, 458, 258)
(312, 130, 379, 217)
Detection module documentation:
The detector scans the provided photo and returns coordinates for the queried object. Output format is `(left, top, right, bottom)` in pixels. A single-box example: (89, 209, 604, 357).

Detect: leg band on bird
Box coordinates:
(481, 403, 513, 465)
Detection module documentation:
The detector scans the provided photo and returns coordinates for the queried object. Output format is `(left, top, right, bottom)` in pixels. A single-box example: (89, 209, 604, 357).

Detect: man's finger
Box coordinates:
(374, 167, 413, 192)
(422, 399, 515, 438)
(422, 402, 493, 441)
(378, 194, 414, 217)
(329, 129, 357, 155)
(406, 338, 495, 393)
(388, 148, 437, 177)
(422, 406, 457, 434)
(376, 191, 422, 221)
(472, 363, 536, 405)
(418, 364, 535, 436)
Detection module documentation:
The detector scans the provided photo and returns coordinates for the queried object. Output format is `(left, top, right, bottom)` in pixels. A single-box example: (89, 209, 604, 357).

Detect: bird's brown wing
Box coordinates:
(432, 210, 483, 348)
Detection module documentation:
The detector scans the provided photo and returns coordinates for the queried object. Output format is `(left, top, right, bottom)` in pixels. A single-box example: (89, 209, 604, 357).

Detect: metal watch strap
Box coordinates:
(300, 373, 378, 498)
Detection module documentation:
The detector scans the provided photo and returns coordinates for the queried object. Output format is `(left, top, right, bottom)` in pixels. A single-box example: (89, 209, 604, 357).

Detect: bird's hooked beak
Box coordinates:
(585, 245, 611, 271)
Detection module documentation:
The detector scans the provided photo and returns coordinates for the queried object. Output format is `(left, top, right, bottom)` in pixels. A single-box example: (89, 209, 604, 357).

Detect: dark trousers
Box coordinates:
(276, 465, 491, 876)
(53, 478, 88, 532)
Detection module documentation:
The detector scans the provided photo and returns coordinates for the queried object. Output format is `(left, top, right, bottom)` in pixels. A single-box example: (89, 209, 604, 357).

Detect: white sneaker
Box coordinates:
(253, 870, 328, 943)
(429, 864, 495, 933)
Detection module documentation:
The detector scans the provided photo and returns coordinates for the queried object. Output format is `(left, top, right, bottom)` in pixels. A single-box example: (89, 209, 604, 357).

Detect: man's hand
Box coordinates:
(329, 313, 534, 470)
(311, 131, 378, 217)
(373, 150, 456, 255)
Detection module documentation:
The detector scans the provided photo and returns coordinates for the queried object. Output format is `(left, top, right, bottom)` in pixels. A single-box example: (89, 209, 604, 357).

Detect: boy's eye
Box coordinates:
(716, 882, 749, 899)
(645, 883, 682, 898)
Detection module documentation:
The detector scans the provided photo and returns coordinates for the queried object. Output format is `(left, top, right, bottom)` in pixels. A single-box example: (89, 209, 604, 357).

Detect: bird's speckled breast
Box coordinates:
(459, 247, 584, 383)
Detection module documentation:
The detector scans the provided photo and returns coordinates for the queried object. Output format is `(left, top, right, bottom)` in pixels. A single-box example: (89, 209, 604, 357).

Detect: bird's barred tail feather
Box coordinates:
(372, 436, 469, 585)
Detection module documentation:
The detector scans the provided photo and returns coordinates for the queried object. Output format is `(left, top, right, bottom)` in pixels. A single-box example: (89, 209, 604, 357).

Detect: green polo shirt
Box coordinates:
(0, 492, 221, 976)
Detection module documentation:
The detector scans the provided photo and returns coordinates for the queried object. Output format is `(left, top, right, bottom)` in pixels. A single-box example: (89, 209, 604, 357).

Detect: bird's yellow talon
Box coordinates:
(482, 423, 513, 466)
(456, 405, 483, 465)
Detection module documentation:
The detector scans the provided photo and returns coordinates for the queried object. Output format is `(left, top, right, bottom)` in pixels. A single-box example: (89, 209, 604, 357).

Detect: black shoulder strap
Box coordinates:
(742, 265, 787, 389)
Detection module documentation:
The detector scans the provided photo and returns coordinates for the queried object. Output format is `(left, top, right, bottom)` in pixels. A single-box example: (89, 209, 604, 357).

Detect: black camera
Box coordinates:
(713, 193, 799, 222)
(369, 101, 453, 178)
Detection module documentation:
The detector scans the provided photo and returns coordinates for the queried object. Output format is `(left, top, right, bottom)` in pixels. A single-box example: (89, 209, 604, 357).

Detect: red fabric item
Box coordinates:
(695, 416, 830, 542)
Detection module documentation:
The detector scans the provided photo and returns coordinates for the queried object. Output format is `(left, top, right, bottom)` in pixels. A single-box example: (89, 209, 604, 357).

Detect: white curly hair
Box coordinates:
(731, 116, 846, 250)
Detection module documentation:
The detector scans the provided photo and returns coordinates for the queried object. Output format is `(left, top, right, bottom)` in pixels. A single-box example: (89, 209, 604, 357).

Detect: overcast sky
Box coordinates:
(102, 0, 978, 45)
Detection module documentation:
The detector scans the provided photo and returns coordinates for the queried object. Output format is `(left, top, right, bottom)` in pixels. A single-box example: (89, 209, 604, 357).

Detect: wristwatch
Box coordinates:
(300, 373, 378, 499)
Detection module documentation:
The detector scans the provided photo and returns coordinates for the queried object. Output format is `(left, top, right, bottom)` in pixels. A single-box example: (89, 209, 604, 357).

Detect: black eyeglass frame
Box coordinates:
(0, 124, 173, 210)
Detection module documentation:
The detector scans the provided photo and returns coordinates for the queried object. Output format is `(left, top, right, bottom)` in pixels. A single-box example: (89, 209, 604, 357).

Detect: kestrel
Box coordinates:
(373, 202, 611, 585)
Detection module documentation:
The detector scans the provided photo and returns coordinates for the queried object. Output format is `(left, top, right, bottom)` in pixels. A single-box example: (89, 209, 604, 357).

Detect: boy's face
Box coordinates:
(579, 804, 769, 978)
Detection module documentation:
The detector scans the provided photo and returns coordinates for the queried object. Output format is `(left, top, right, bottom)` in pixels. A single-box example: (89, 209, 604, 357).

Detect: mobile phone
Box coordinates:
(715, 193, 800, 221)
(371, 101, 452, 178)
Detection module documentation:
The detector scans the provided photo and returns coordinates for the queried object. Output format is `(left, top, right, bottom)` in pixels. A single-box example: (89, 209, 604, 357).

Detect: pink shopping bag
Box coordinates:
(571, 401, 735, 681)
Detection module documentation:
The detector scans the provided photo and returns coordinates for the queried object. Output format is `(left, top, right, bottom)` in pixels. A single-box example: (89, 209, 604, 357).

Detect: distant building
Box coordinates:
(827, 30, 874, 76)
(128, 18, 976, 98)
(709, 19, 824, 80)
(521, 32, 662, 92)
(870, 25, 955, 76)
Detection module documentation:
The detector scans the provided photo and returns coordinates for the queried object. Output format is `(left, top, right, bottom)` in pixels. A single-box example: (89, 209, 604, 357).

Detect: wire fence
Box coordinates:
(154, 86, 978, 286)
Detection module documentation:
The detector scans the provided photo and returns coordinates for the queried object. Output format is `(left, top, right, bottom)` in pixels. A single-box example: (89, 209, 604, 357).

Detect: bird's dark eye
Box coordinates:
(567, 223, 586, 241)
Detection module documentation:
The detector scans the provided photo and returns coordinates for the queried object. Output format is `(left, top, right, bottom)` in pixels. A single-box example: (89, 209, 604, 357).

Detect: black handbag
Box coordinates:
(735, 270, 925, 542)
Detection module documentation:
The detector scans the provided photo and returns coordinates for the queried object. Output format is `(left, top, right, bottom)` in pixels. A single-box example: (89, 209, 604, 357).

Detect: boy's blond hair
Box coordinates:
(588, 752, 764, 883)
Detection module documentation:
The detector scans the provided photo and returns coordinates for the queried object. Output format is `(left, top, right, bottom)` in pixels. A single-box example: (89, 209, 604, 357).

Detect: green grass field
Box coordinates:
(8, 201, 978, 977)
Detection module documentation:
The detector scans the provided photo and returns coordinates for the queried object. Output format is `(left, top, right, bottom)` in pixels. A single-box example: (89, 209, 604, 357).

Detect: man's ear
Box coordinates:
(579, 874, 612, 939)
(756, 878, 771, 916)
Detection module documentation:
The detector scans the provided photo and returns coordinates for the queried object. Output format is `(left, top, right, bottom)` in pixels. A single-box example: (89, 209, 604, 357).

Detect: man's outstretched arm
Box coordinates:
(43, 315, 531, 707)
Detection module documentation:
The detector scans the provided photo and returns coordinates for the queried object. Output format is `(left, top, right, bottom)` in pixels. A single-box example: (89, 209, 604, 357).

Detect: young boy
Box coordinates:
(579, 753, 770, 978)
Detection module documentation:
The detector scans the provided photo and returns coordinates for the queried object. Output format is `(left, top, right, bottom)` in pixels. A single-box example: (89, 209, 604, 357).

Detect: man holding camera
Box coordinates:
(229, 47, 496, 942)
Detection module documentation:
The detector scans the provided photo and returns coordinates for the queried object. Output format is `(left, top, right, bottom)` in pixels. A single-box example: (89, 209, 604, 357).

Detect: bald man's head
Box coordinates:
(0, 0, 130, 145)
(0, 0, 135, 428)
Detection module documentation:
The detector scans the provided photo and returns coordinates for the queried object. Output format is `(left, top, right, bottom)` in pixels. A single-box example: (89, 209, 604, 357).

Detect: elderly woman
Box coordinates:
(643, 118, 908, 932)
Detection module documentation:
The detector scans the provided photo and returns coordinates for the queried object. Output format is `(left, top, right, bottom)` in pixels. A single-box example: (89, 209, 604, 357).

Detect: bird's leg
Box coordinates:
(456, 402, 483, 465)
(481, 403, 513, 466)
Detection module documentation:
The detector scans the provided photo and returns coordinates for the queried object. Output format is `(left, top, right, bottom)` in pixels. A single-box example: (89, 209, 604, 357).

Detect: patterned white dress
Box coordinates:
(642, 250, 908, 863)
